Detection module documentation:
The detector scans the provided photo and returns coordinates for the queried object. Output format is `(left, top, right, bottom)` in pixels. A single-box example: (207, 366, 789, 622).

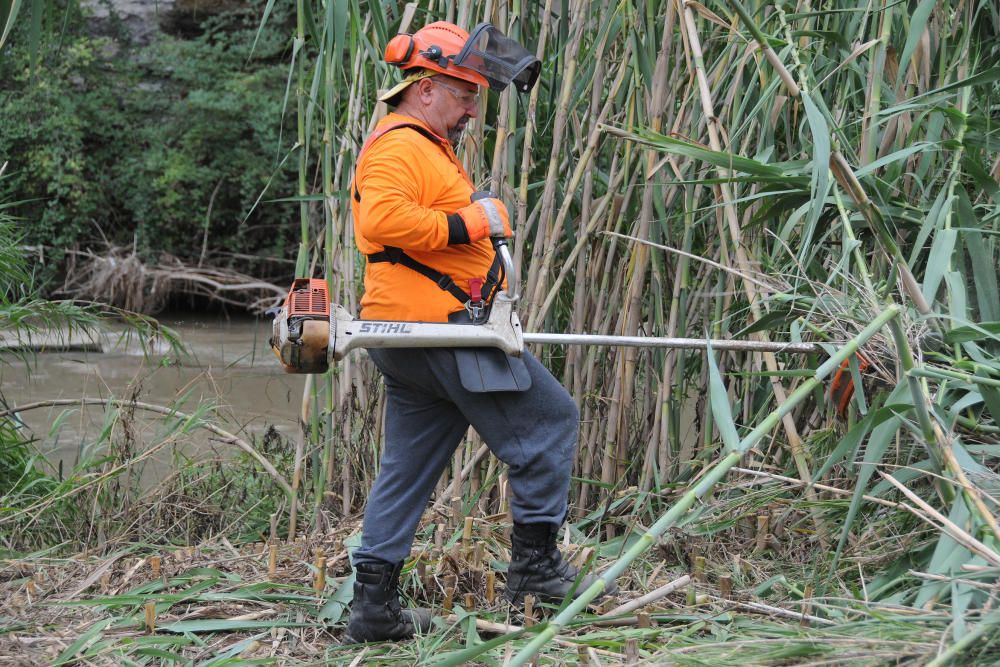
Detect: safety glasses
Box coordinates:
(432, 77, 481, 106)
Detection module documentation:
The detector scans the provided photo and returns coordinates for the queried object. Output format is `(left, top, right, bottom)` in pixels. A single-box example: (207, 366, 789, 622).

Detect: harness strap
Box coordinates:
(368, 246, 472, 304)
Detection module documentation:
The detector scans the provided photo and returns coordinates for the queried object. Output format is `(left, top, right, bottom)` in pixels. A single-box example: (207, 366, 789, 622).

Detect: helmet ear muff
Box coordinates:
(384, 34, 415, 66)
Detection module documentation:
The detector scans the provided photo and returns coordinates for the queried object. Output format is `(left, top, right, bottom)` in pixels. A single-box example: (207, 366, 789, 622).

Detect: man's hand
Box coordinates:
(449, 197, 512, 244)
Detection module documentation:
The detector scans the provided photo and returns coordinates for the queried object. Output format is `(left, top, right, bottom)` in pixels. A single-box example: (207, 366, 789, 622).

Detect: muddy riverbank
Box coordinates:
(0, 313, 305, 481)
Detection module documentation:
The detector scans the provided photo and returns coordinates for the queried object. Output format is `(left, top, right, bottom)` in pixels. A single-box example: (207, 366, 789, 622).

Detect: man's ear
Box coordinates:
(416, 78, 436, 102)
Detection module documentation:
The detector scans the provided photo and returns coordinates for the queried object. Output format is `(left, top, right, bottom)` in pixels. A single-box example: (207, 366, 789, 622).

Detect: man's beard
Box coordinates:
(448, 115, 471, 145)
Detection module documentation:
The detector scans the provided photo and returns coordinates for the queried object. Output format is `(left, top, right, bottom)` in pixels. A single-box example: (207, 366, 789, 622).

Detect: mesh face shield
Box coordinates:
(451, 23, 541, 93)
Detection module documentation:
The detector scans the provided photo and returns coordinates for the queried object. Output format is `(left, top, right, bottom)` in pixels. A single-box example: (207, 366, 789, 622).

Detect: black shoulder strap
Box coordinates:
(368, 246, 472, 305)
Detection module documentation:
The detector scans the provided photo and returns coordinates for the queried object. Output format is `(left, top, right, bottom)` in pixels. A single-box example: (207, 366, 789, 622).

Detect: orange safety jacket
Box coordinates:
(351, 113, 504, 322)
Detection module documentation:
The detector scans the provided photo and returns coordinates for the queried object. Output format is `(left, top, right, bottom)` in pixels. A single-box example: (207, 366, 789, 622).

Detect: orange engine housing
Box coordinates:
(287, 278, 330, 318)
(269, 278, 332, 374)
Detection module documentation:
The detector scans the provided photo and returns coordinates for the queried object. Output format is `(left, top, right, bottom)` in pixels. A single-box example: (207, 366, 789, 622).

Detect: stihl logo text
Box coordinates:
(359, 322, 415, 334)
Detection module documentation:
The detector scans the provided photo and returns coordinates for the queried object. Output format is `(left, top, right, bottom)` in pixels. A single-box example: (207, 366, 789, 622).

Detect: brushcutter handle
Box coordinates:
(493, 241, 519, 302)
(472, 191, 519, 302)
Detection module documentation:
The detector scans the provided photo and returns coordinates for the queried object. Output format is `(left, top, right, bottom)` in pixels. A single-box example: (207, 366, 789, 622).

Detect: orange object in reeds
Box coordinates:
(829, 352, 872, 418)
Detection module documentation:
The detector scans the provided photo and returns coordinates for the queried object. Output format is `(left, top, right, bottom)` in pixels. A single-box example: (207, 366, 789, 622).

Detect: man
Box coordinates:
(345, 21, 617, 644)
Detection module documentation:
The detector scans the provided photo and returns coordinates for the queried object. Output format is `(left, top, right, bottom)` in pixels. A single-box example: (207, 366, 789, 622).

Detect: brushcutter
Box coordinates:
(268, 235, 819, 376)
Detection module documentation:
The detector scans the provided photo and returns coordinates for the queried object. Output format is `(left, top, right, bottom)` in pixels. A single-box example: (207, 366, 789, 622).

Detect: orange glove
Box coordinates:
(450, 197, 512, 243)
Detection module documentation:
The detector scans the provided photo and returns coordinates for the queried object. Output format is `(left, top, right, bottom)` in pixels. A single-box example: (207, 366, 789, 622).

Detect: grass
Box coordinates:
(1, 497, 996, 665)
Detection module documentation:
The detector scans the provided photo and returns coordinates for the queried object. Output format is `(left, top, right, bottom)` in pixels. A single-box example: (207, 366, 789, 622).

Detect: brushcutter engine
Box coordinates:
(268, 278, 333, 374)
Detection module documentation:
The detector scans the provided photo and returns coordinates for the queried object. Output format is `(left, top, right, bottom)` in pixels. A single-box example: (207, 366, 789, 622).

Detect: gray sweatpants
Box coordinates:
(352, 347, 578, 566)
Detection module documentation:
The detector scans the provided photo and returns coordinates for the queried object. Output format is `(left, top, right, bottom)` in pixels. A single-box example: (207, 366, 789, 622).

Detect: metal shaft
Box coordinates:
(522, 332, 818, 354)
(489, 238, 815, 354)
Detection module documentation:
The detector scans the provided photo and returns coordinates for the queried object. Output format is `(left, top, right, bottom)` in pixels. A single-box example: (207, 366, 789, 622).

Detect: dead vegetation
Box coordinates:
(59, 246, 288, 315)
(0, 488, 978, 666)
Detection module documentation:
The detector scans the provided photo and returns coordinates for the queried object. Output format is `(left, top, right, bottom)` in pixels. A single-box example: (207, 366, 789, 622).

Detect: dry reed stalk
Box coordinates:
(449, 443, 465, 507)
(732, 466, 912, 510)
(693, 555, 706, 584)
(755, 514, 769, 552)
(801, 585, 813, 626)
(514, 0, 556, 264)
(719, 575, 732, 599)
(486, 570, 496, 603)
(119, 558, 146, 591)
(149, 555, 160, 578)
(877, 472, 1000, 567)
(574, 546, 594, 568)
(723, 0, 800, 96)
(677, 0, 828, 544)
(313, 551, 326, 593)
(144, 601, 156, 633)
(625, 638, 639, 664)
(288, 372, 313, 541)
(523, 0, 587, 315)
(561, 0, 613, 407)
(527, 39, 632, 329)
(585, 204, 631, 504)
(536, 83, 633, 325)
(268, 544, 278, 579)
(713, 595, 836, 626)
(462, 517, 474, 546)
(603, 574, 691, 616)
(607, 4, 676, 494)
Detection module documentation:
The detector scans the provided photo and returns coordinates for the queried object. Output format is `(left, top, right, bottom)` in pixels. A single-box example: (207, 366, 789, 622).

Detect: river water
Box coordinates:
(1, 314, 306, 476)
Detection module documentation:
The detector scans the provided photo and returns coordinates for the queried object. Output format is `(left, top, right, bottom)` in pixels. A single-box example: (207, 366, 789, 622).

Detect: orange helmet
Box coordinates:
(380, 22, 540, 106)
(384, 22, 489, 88)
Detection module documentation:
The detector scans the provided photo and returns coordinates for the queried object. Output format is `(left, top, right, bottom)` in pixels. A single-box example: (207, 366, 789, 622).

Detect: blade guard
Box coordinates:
(269, 278, 332, 374)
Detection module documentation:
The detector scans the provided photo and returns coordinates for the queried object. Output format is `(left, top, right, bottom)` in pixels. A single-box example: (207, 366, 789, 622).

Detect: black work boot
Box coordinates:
(503, 523, 619, 605)
(343, 560, 434, 643)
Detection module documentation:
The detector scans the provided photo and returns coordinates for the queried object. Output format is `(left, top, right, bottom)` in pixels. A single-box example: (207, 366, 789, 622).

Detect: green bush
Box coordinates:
(0, 0, 300, 267)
